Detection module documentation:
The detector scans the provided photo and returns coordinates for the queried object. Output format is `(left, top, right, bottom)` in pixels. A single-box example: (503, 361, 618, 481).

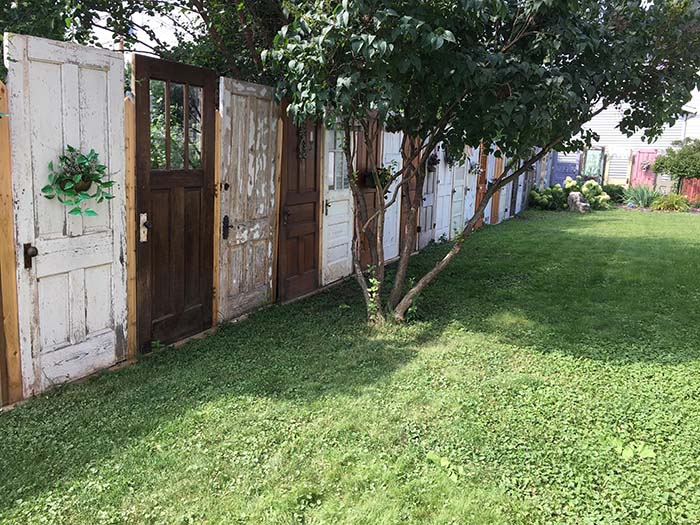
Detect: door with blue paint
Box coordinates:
(549, 151, 582, 187)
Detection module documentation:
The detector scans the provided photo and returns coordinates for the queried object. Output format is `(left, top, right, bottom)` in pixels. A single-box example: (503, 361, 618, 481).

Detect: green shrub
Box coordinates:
(602, 184, 625, 203)
(691, 201, 700, 209)
(650, 193, 690, 212)
(529, 184, 567, 210)
(564, 176, 581, 194)
(581, 179, 612, 209)
(623, 185, 661, 207)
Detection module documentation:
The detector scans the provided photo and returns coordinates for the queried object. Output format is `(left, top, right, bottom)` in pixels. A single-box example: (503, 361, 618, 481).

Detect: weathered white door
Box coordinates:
(6, 35, 126, 396)
(514, 174, 525, 214)
(321, 128, 354, 285)
(450, 161, 467, 238)
(418, 165, 437, 249)
(381, 131, 402, 261)
(218, 78, 278, 319)
(464, 149, 479, 224)
(499, 184, 510, 222)
(434, 148, 453, 241)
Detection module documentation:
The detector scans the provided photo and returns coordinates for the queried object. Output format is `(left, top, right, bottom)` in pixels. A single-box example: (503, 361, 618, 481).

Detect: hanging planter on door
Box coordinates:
(41, 145, 115, 216)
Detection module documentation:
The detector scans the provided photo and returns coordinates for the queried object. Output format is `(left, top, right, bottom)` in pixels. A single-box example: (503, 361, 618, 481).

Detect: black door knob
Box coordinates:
(144, 221, 153, 229)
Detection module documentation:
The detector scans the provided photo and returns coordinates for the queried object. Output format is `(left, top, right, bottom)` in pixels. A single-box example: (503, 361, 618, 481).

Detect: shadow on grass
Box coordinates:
(408, 211, 700, 365)
(1, 210, 697, 514)
(0, 280, 421, 512)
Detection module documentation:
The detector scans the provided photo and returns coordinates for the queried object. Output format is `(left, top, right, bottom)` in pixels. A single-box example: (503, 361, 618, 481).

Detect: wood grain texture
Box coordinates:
(0, 81, 22, 404)
(218, 78, 279, 319)
(212, 109, 221, 325)
(271, 114, 283, 304)
(134, 55, 216, 349)
(5, 35, 127, 397)
(125, 94, 137, 359)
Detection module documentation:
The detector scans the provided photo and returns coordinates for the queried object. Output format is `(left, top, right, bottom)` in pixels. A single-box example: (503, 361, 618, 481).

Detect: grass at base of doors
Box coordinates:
(2, 209, 700, 524)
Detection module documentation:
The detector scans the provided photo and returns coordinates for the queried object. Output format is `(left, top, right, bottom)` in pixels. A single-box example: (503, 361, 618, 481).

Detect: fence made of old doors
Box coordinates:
(134, 55, 216, 350)
(278, 116, 321, 301)
(218, 78, 278, 320)
(382, 131, 403, 261)
(630, 149, 658, 188)
(450, 161, 467, 238)
(322, 127, 353, 285)
(6, 35, 127, 395)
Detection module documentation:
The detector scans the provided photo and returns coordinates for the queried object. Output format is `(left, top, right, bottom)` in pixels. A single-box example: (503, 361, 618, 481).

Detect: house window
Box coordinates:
(326, 129, 350, 190)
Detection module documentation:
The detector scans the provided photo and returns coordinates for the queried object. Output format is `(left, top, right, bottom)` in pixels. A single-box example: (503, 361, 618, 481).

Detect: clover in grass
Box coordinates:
(41, 145, 115, 216)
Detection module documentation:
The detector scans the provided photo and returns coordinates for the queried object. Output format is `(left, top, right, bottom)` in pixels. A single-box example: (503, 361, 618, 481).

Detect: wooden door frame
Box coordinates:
(133, 54, 217, 350)
(0, 81, 22, 404)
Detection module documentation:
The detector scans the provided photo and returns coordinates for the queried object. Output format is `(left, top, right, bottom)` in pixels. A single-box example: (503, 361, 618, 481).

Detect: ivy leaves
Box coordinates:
(41, 145, 114, 216)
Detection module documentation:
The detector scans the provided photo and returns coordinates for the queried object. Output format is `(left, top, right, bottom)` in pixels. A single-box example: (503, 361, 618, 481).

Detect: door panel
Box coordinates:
(322, 128, 353, 284)
(278, 116, 321, 301)
(218, 78, 278, 320)
(418, 169, 437, 249)
(134, 55, 216, 350)
(435, 150, 453, 241)
(630, 150, 658, 188)
(382, 132, 403, 261)
(6, 36, 127, 395)
(450, 161, 467, 238)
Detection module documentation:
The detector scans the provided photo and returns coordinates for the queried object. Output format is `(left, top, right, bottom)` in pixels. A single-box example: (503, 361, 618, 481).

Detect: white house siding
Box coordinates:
(583, 104, 697, 184)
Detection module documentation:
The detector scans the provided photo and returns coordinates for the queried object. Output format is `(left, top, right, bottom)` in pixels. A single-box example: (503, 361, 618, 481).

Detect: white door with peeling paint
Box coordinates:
(434, 149, 453, 241)
(449, 160, 467, 238)
(381, 131, 402, 261)
(6, 35, 126, 396)
(464, 148, 479, 224)
(322, 128, 354, 285)
(218, 78, 278, 320)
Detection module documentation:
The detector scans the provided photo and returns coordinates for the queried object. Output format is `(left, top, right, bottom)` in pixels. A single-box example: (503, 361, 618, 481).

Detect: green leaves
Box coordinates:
(40, 145, 112, 216)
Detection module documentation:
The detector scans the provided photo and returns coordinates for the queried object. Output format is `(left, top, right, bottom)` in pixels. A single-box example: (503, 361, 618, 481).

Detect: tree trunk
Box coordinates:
(389, 140, 426, 309)
(392, 146, 555, 322)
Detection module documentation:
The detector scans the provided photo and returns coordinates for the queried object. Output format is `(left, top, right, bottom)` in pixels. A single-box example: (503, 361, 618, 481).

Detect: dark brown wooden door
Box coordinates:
(134, 55, 216, 350)
(277, 115, 321, 302)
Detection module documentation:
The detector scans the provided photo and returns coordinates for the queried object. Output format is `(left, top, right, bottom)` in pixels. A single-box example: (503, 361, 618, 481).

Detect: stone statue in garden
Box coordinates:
(568, 192, 591, 213)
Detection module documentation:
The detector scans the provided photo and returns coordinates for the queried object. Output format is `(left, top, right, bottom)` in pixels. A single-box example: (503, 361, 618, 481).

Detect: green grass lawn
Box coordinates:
(2, 209, 700, 524)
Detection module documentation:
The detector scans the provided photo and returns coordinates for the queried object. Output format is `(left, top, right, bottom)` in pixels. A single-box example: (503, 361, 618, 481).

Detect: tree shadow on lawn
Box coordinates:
(0, 280, 423, 514)
(1, 211, 697, 513)
(408, 217, 700, 366)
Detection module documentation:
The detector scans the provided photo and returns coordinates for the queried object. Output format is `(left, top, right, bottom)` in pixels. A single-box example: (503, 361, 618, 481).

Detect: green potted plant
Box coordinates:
(41, 145, 115, 216)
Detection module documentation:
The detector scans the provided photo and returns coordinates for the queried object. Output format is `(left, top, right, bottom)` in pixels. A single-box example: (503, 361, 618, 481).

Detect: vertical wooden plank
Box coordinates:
(212, 109, 221, 325)
(0, 81, 23, 404)
(125, 94, 137, 359)
(271, 113, 284, 303)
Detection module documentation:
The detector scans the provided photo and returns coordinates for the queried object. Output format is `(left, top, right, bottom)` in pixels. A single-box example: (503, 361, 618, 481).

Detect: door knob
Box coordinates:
(23, 243, 38, 269)
(324, 199, 331, 216)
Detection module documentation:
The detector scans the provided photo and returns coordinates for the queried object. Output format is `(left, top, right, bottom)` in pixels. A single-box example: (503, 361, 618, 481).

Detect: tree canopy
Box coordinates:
(269, 0, 700, 322)
(654, 138, 700, 180)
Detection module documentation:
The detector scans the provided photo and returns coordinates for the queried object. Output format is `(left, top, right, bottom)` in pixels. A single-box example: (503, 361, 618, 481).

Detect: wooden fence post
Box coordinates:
(212, 109, 221, 324)
(0, 81, 23, 404)
(125, 94, 137, 359)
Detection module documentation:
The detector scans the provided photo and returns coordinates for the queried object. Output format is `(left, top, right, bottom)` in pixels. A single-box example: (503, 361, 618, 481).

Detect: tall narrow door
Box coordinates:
(435, 150, 454, 241)
(6, 36, 127, 394)
(278, 117, 321, 301)
(418, 168, 437, 249)
(322, 128, 353, 285)
(134, 55, 216, 350)
(382, 132, 403, 261)
(630, 150, 658, 188)
(450, 161, 467, 238)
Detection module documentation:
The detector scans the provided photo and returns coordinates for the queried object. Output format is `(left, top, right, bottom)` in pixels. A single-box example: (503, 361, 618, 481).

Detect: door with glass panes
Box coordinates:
(134, 55, 216, 351)
(321, 128, 354, 285)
